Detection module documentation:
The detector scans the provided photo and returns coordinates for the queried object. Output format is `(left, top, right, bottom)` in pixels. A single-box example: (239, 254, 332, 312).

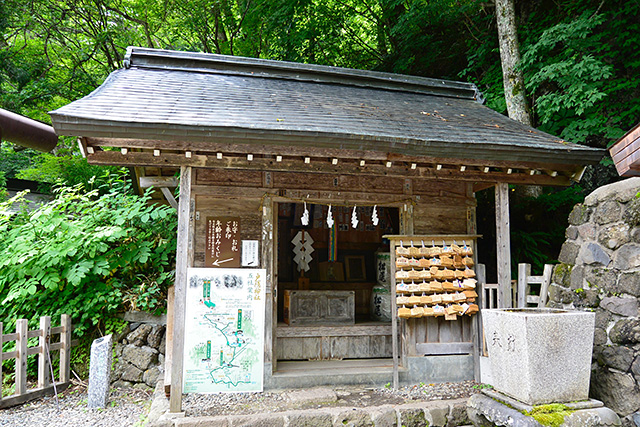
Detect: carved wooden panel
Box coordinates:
(284, 290, 354, 325)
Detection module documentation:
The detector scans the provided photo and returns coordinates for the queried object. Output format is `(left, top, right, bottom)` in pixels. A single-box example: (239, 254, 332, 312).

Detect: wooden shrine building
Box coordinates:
(49, 47, 603, 412)
(610, 122, 640, 177)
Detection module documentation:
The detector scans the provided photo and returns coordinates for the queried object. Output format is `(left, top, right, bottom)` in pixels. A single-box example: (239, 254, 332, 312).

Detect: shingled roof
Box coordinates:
(50, 47, 603, 167)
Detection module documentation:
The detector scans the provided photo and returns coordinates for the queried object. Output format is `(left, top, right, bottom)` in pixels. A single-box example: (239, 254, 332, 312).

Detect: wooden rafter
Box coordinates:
(86, 149, 574, 187)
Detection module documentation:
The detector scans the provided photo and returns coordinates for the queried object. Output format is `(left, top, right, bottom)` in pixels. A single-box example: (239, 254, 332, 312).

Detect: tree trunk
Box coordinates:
(495, 0, 540, 198)
(494, 0, 531, 126)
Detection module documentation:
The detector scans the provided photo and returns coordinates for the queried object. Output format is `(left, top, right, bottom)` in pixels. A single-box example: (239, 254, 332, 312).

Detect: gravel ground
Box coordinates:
(183, 380, 480, 417)
(0, 383, 153, 427)
(0, 380, 480, 426)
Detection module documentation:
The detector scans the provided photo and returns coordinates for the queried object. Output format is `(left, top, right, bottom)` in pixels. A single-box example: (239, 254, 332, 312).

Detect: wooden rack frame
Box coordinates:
(384, 234, 481, 389)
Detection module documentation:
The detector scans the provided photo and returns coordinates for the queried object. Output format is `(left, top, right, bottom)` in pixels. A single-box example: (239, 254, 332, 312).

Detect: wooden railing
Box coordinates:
(0, 315, 72, 408)
(517, 263, 553, 308)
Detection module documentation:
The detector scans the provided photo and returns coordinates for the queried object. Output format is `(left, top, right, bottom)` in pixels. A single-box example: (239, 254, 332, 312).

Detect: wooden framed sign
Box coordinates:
(205, 217, 241, 268)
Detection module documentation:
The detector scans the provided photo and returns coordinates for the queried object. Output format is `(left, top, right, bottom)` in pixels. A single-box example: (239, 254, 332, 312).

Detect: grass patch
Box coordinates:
(525, 403, 574, 427)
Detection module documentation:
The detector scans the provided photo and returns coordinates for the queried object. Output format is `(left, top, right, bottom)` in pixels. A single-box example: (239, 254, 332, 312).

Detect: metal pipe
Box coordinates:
(0, 108, 57, 152)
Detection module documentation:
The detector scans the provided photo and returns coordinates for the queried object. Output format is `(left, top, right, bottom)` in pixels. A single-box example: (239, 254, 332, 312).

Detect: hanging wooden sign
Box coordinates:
(205, 217, 241, 268)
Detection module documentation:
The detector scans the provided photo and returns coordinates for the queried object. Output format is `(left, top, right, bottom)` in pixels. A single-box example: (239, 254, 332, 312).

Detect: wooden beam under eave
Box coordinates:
(87, 136, 584, 173)
(160, 187, 178, 209)
(495, 183, 512, 308)
(84, 138, 575, 172)
(85, 136, 392, 162)
(86, 150, 573, 187)
(139, 176, 180, 188)
(473, 182, 496, 193)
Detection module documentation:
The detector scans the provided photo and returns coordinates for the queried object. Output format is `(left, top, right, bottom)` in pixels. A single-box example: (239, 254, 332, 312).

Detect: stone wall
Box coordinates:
(112, 312, 166, 389)
(548, 177, 640, 426)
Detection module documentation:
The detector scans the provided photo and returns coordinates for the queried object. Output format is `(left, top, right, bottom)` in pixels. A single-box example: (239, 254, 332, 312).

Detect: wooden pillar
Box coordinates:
(399, 202, 414, 235)
(390, 240, 399, 389)
(38, 316, 51, 388)
(261, 196, 276, 374)
(169, 166, 193, 413)
(517, 263, 531, 308)
(60, 314, 71, 384)
(495, 183, 512, 308)
(164, 285, 175, 395)
(15, 319, 28, 395)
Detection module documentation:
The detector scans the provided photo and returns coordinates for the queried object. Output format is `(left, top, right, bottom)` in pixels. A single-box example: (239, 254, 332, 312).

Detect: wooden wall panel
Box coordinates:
(196, 169, 263, 186)
(415, 317, 473, 345)
(412, 179, 468, 198)
(276, 334, 392, 360)
(413, 204, 468, 235)
(272, 172, 405, 194)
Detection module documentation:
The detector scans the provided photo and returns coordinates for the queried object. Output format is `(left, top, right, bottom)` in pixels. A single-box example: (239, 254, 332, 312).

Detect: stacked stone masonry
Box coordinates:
(112, 314, 166, 389)
(548, 177, 640, 427)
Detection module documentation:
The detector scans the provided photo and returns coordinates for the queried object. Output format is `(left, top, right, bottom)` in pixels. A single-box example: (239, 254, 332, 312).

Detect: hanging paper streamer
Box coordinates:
(300, 202, 309, 226)
(292, 230, 314, 272)
(351, 206, 359, 229)
(328, 223, 337, 262)
(372, 205, 379, 226)
(326, 204, 334, 228)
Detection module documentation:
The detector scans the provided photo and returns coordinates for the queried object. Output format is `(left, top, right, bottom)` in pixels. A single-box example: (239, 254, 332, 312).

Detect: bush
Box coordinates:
(0, 171, 177, 342)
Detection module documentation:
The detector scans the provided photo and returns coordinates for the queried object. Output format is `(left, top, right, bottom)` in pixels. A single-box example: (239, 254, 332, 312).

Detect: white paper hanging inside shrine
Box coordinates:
(292, 230, 314, 272)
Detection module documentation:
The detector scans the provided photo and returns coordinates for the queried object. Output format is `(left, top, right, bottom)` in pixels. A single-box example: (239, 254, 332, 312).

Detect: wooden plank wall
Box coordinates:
(406, 316, 474, 356)
(610, 123, 640, 177)
(276, 325, 392, 360)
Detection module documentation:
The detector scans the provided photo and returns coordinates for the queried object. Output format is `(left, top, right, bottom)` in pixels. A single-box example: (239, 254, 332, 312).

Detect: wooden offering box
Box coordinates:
(283, 290, 355, 325)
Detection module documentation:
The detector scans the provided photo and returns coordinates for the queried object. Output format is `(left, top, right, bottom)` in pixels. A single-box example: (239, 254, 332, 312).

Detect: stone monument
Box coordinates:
(483, 308, 594, 405)
(88, 334, 113, 408)
(468, 308, 621, 426)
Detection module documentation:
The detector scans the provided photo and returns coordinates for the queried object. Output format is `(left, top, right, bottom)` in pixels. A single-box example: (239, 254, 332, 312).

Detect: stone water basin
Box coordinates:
(482, 308, 595, 406)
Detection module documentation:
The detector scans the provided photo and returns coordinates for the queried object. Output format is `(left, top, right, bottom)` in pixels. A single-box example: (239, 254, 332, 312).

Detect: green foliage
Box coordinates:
(525, 404, 574, 427)
(521, 11, 615, 144)
(0, 173, 177, 342)
(104, 317, 128, 336)
(510, 186, 584, 274)
(0, 171, 6, 202)
(1, 0, 638, 321)
(463, 0, 640, 154)
(16, 154, 122, 194)
(472, 383, 493, 390)
(0, 142, 38, 179)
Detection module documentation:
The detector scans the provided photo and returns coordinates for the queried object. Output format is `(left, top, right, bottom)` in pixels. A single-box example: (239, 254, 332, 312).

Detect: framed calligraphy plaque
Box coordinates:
(205, 217, 241, 268)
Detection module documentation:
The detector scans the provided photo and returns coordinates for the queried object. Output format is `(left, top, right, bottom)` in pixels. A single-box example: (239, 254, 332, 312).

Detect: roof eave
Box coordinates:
(50, 114, 604, 167)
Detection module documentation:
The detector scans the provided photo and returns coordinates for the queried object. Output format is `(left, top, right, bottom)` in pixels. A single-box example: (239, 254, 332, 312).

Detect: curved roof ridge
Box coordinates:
(123, 46, 483, 102)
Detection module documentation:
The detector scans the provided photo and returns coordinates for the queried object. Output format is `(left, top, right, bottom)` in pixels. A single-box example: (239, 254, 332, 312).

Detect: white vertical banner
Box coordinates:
(183, 268, 266, 393)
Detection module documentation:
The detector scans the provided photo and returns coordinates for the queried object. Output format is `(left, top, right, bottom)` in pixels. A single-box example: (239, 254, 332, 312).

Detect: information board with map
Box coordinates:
(183, 268, 265, 393)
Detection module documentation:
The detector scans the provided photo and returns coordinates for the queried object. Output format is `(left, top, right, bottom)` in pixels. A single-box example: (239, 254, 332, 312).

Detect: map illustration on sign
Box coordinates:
(183, 268, 265, 393)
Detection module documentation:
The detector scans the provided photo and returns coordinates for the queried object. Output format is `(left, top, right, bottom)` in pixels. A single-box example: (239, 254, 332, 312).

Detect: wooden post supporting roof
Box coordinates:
(169, 166, 192, 413)
(495, 183, 512, 308)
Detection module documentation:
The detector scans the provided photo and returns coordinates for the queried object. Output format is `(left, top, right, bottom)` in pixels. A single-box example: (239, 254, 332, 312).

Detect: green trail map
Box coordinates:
(183, 268, 265, 393)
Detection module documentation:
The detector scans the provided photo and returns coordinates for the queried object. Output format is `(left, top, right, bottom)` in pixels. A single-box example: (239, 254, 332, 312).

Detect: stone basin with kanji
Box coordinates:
(482, 308, 595, 406)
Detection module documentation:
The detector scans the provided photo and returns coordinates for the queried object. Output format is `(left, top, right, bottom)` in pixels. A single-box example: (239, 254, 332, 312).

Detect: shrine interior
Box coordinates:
(275, 202, 399, 362)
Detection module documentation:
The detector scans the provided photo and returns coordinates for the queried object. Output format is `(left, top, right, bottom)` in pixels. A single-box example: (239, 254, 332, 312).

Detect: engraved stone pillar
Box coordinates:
(88, 334, 113, 408)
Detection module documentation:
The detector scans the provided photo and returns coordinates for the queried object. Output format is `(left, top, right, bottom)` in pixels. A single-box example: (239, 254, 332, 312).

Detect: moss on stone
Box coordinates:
(525, 404, 574, 427)
(624, 198, 640, 226)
